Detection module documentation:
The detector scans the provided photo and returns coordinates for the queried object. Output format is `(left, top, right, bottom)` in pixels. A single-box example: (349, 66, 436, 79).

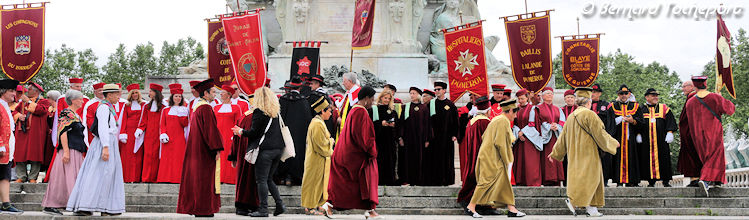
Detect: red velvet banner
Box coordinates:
(716, 14, 735, 98)
(561, 37, 599, 88)
(444, 24, 489, 101)
(505, 15, 552, 93)
(207, 21, 234, 88)
(1, 6, 45, 83)
(222, 12, 266, 95)
(352, 0, 375, 50)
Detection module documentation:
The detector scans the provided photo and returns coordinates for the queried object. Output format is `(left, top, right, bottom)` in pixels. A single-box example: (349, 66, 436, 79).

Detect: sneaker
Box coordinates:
(699, 180, 710, 197)
(587, 212, 604, 217)
(0, 204, 23, 215)
(564, 198, 577, 216)
(42, 207, 63, 215)
(508, 211, 526, 217)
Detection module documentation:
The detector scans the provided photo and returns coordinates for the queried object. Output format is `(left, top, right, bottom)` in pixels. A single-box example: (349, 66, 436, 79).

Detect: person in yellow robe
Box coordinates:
(301, 96, 335, 217)
(549, 87, 619, 217)
(468, 99, 525, 218)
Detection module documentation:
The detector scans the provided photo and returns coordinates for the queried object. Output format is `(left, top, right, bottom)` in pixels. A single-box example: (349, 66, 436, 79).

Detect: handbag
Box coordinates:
(244, 115, 273, 164)
(278, 114, 296, 162)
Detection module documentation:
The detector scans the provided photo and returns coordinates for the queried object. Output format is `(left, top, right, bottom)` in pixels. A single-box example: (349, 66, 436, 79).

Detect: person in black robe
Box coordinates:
(604, 85, 644, 187)
(369, 90, 398, 185)
(276, 77, 312, 185)
(637, 88, 677, 187)
(591, 84, 613, 185)
(397, 87, 430, 185)
(305, 75, 336, 138)
(425, 81, 459, 186)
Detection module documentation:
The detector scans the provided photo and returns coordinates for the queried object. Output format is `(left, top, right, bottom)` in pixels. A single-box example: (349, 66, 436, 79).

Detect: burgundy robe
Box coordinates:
(533, 103, 565, 185)
(328, 105, 378, 210)
(457, 115, 490, 203)
(677, 93, 701, 177)
(513, 104, 541, 186)
(14, 97, 51, 163)
(177, 104, 224, 215)
(562, 105, 577, 117)
(227, 112, 259, 210)
(685, 92, 734, 183)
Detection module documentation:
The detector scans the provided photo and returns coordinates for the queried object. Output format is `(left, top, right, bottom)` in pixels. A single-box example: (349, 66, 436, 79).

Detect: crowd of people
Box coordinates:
(0, 72, 734, 218)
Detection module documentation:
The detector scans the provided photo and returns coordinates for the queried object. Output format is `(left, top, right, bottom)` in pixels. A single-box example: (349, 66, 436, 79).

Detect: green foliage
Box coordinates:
(34, 44, 100, 97)
(158, 37, 205, 75)
(703, 29, 749, 136)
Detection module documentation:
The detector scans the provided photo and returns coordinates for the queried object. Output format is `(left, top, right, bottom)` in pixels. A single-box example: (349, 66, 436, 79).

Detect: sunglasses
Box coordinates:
(434, 88, 443, 91)
(618, 91, 630, 95)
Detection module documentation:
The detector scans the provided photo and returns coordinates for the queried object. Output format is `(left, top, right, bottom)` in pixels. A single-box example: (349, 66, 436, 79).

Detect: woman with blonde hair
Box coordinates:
(118, 84, 145, 183)
(370, 90, 398, 185)
(232, 86, 286, 217)
(301, 96, 335, 217)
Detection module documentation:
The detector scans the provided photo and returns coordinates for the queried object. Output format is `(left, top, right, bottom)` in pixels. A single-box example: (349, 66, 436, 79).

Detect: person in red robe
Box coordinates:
(524, 87, 565, 186)
(513, 90, 542, 186)
(230, 81, 251, 114)
(684, 76, 734, 194)
(135, 83, 165, 183)
(156, 84, 189, 183)
(561, 89, 577, 117)
(13, 82, 51, 183)
(327, 86, 380, 218)
(677, 80, 702, 187)
(457, 96, 493, 214)
(118, 84, 145, 183)
(82, 83, 106, 146)
(488, 84, 506, 119)
(187, 80, 201, 117)
(177, 79, 224, 217)
(227, 109, 259, 216)
(213, 85, 243, 184)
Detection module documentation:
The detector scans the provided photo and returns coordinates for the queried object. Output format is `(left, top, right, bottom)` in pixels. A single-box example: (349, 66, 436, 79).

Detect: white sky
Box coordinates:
(24, 0, 749, 81)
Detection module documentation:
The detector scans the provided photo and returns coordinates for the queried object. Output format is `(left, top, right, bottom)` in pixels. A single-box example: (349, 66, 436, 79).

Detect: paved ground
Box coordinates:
(3, 212, 748, 219)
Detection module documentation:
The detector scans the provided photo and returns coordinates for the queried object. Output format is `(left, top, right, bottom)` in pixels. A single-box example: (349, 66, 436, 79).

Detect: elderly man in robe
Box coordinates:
(550, 87, 619, 217)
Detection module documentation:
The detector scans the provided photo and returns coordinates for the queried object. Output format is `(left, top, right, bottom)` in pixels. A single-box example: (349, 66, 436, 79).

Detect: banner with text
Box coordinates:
(207, 21, 234, 87)
(561, 37, 599, 88)
(505, 14, 552, 93)
(289, 47, 320, 80)
(1, 5, 45, 83)
(222, 13, 266, 94)
(444, 24, 489, 101)
(352, 0, 375, 49)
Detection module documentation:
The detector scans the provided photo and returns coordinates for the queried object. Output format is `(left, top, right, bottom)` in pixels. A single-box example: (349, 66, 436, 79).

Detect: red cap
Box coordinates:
(16, 85, 26, 92)
(116, 83, 122, 88)
(170, 88, 184, 95)
(541, 87, 554, 93)
(69, 78, 83, 84)
(475, 96, 491, 110)
(516, 89, 528, 97)
(491, 84, 506, 92)
(221, 84, 236, 94)
(504, 88, 512, 95)
(394, 98, 403, 104)
(30, 82, 44, 92)
(564, 89, 575, 97)
(691, 76, 708, 89)
(93, 83, 106, 90)
(332, 93, 344, 101)
(150, 83, 164, 92)
(168, 83, 182, 90)
(127, 84, 140, 91)
(189, 80, 200, 87)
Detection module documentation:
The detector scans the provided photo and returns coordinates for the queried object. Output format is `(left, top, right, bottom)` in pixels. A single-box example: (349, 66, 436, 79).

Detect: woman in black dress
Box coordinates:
(369, 90, 398, 185)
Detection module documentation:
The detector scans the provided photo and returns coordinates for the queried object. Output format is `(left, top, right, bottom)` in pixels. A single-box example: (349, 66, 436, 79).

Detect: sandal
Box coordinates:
(306, 208, 324, 216)
(321, 202, 334, 218)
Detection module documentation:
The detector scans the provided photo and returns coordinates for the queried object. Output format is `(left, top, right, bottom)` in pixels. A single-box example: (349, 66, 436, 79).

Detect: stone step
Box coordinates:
(12, 183, 749, 198)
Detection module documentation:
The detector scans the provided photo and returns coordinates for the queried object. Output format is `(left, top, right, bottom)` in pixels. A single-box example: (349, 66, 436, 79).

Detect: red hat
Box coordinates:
(189, 80, 200, 87)
(423, 89, 435, 97)
(564, 89, 575, 97)
(541, 87, 554, 93)
(503, 88, 512, 95)
(93, 83, 106, 90)
(221, 84, 236, 94)
(170, 87, 184, 95)
(69, 78, 83, 84)
(691, 76, 708, 89)
(491, 84, 506, 92)
(168, 83, 182, 90)
(516, 89, 529, 97)
(116, 83, 122, 88)
(16, 85, 26, 92)
(475, 96, 491, 110)
(150, 83, 164, 92)
(126, 83, 140, 91)
(394, 98, 403, 104)
(30, 82, 44, 93)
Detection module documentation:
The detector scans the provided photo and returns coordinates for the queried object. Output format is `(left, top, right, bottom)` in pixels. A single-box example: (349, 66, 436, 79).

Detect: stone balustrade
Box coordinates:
(671, 167, 749, 187)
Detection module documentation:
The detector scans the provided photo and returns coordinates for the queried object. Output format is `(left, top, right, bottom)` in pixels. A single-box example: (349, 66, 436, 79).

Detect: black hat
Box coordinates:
(384, 84, 397, 93)
(309, 74, 325, 86)
(644, 88, 659, 96)
(499, 98, 518, 110)
(358, 86, 376, 99)
(0, 79, 19, 90)
(474, 96, 490, 110)
(286, 77, 303, 89)
(193, 79, 215, 95)
(692, 76, 708, 89)
(423, 89, 435, 97)
(409, 87, 422, 95)
(591, 84, 603, 92)
(617, 84, 630, 95)
(434, 81, 448, 89)
(311, 96, 330, 113)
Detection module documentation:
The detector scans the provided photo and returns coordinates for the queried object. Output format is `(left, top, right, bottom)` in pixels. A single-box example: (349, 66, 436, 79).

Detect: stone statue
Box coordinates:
(427, 0, 510, 76)
(178, 59, 208, 75)
(274, 0, 311, 52)
(386, 0, 426, 53)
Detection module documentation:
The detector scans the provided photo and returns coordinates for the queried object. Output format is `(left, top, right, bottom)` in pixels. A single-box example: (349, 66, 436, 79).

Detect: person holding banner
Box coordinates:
(177, 79, 224, 217)
(604, 85, 644, 187)
(398, 87, 430, 186)
(467, 99, 525, 218)
(684, 76, 734, 194)
(550, 87, 619, 217)
(118, 84, 145, 183)
(135, 84, 165, 183)
(213, 85, 244, 184)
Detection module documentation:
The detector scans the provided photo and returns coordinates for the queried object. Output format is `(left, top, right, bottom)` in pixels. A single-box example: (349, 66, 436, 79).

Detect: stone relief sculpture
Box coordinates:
(386, 0, 426, 53)
(427, 0, 510, 76)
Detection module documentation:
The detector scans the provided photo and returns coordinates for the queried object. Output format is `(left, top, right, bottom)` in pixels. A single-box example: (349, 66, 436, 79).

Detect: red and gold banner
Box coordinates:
(561, 37, 599, 88)
(207, 20, 234, 87)
(443, 23, 489, 101)
(352, 0, 375, 49)
(716, 14, 735, 98)
(221, 12, 266, 95)
(1, 4, 45, 83)
(504, 13, 552, 93)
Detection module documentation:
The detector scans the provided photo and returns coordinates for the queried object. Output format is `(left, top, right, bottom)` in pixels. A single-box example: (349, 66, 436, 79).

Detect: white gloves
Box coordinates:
(636, 134, 643, 144)
(665, 132, 674, 144)
(134, 129, 144, 138)
(159, 133, 170, 144)
(119, 134, 127, 144)
(615, 116, 624, 125)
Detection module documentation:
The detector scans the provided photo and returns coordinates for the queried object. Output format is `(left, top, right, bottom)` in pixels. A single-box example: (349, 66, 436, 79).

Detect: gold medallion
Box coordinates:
(444, 105, 450, 110)
(415, 106, 420, 111)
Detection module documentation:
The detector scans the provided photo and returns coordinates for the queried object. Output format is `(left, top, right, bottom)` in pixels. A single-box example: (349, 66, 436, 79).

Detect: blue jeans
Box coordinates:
(255, 148, 283, 212)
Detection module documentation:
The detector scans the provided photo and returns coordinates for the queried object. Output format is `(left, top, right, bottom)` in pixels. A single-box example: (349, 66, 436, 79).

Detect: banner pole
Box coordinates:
(350, 49, 354, 72)
(577, 17, 580, 35)
(524, 0, 528, 14)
